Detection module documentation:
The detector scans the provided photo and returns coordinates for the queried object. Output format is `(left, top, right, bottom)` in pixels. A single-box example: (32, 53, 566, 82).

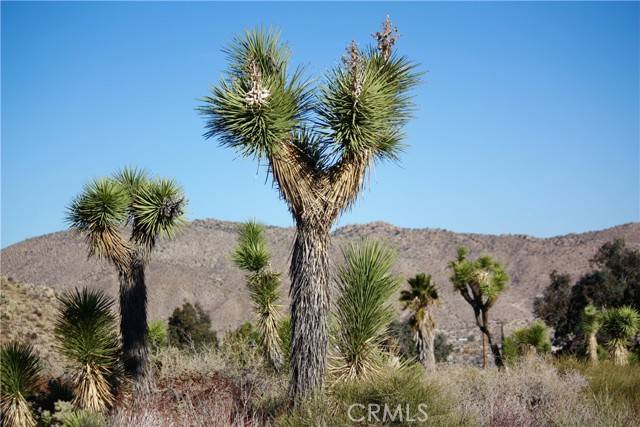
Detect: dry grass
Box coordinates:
(434, 355, 638, 427)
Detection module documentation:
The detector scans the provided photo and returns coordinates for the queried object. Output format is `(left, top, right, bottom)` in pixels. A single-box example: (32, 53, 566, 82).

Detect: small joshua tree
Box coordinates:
(400, 273, 440, 371)
(502, 320, 552, 362)
(449, 247, 509, 368)
(0, 342, 41, 427)
(54, 288, 121, 413)
(331, 240, 399, 382)
(67, 168, 186, 392)
(601, 306, 640, 366)
(200, 17, 419, 399)
(581, 304, 602, 364)
(232, 221, 284, 371)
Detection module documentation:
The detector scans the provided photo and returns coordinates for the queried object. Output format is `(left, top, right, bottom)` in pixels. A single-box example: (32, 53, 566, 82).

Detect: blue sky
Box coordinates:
(2, 2, 638, 248)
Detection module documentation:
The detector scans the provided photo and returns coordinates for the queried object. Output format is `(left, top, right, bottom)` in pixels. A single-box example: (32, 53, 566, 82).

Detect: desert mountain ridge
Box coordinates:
(2, 219, 639, 342)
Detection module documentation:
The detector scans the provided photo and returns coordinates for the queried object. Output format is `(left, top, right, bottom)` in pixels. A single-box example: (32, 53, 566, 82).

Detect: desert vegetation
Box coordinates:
(1, 16, 639, 427)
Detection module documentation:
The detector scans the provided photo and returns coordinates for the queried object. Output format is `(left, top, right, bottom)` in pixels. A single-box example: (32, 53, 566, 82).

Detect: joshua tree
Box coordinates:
(67, 168, 186, 392)
(331, 240, 399, 382)
(502, 320, 552, 362)
(601, 306, 640, 366)
(199, 17, 419, 399)
(55, 289, 122, 412)
(449, 247, 509, 368)
(581, 304, 602, 364)
(0, 342, 41, 427)
(400, 273, 440, 371)
(232, 221, 284, 371)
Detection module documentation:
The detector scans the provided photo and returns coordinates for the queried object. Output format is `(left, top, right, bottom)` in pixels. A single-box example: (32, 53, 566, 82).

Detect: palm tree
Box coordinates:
(449, 247, 509, 368)
(67, 168, 186, 392)
(54, 288, 121, 412)
(199, 17, 419, 400)
(0, 342, 41, 427)
(400, 273, 440, 372)
(581, 304, 602, 365)
(601, 306, 639, 366)
(232, 221, 284, 371)
(331, 240, 399, 382)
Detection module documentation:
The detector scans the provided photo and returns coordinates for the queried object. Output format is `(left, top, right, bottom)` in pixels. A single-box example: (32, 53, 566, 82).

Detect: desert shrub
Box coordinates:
(556, 356, 640, 420)
(167, 302, 218, 350)
(434, 333, 454, 363)
(434, 356, 616, 426)
(0, 341, 42, 427)
(220, 322, 263, 372)
(147, 320, 168, 351)
(40, 400, 107, 427)
(503, 320, 552, 363)
(54, 288, 121, 413)
(277, 365, 459, 426)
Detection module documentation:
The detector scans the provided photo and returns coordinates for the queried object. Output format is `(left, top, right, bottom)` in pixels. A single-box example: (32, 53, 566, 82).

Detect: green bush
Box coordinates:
(503, 320, 552, 363)
(147, 320, 168, 350)
(167, 302, 218, 350)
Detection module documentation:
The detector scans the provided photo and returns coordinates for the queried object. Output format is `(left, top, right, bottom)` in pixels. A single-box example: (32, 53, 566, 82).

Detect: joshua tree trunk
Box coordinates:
(476, 309, 504, 369)
(415, 321, 436, 372)
(288, 223, 331, 399)
(118, 252, 152, 393)
(587, 332, 599, 365)
(611, 342, 628, 366)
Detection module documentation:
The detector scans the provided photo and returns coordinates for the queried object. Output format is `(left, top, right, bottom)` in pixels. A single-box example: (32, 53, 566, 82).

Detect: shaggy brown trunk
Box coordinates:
(118, 252, 152, 393)
(482, 333, 488, 368)
(478, 309, 504, 369)
(415, 318, 436, 372)
(587, 332, 598, 365)
(611, 341, 628, 366)
(287, 222, 330, 401)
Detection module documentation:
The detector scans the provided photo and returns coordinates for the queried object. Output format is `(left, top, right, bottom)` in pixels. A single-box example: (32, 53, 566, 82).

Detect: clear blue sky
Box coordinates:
(2, 2, 638, 248)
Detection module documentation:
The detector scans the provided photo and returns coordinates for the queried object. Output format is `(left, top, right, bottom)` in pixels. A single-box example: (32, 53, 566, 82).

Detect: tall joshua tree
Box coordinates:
(581, 304, 602, 365)
(449, 247, 509, 368)
(199, 17, 419, 399)
(232, 221, 284, 372)
(67, 169, 186, 392)
(400, 273, 440, 372)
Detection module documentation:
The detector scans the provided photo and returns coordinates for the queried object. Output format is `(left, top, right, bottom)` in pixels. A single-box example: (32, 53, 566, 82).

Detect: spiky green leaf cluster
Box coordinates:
(601, 306, 640, 343)
(199, 29, 312, 159)
(0, 343, 40, 427)
(318, 49, 419, 161)
(68, 168, 186, 259)
(581, 304, 603, 335)
(199, 25, 419, 167)
(0, 342, 41, 400)
(449, 246, 509, 303)
(232, 220, 270, 272)
(131, 179, 185, 248)
(400, 273, 439, 310)
(511, 320, 552, 354)
(247, 270, 282, 316)
(332, 240, 400, 380)
(54, 288, 120, 371)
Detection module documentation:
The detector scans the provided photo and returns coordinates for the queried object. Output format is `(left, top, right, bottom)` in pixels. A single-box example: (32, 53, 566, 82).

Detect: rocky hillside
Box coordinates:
(2, 220, 639, 347)
(0, 277, 63, 374)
